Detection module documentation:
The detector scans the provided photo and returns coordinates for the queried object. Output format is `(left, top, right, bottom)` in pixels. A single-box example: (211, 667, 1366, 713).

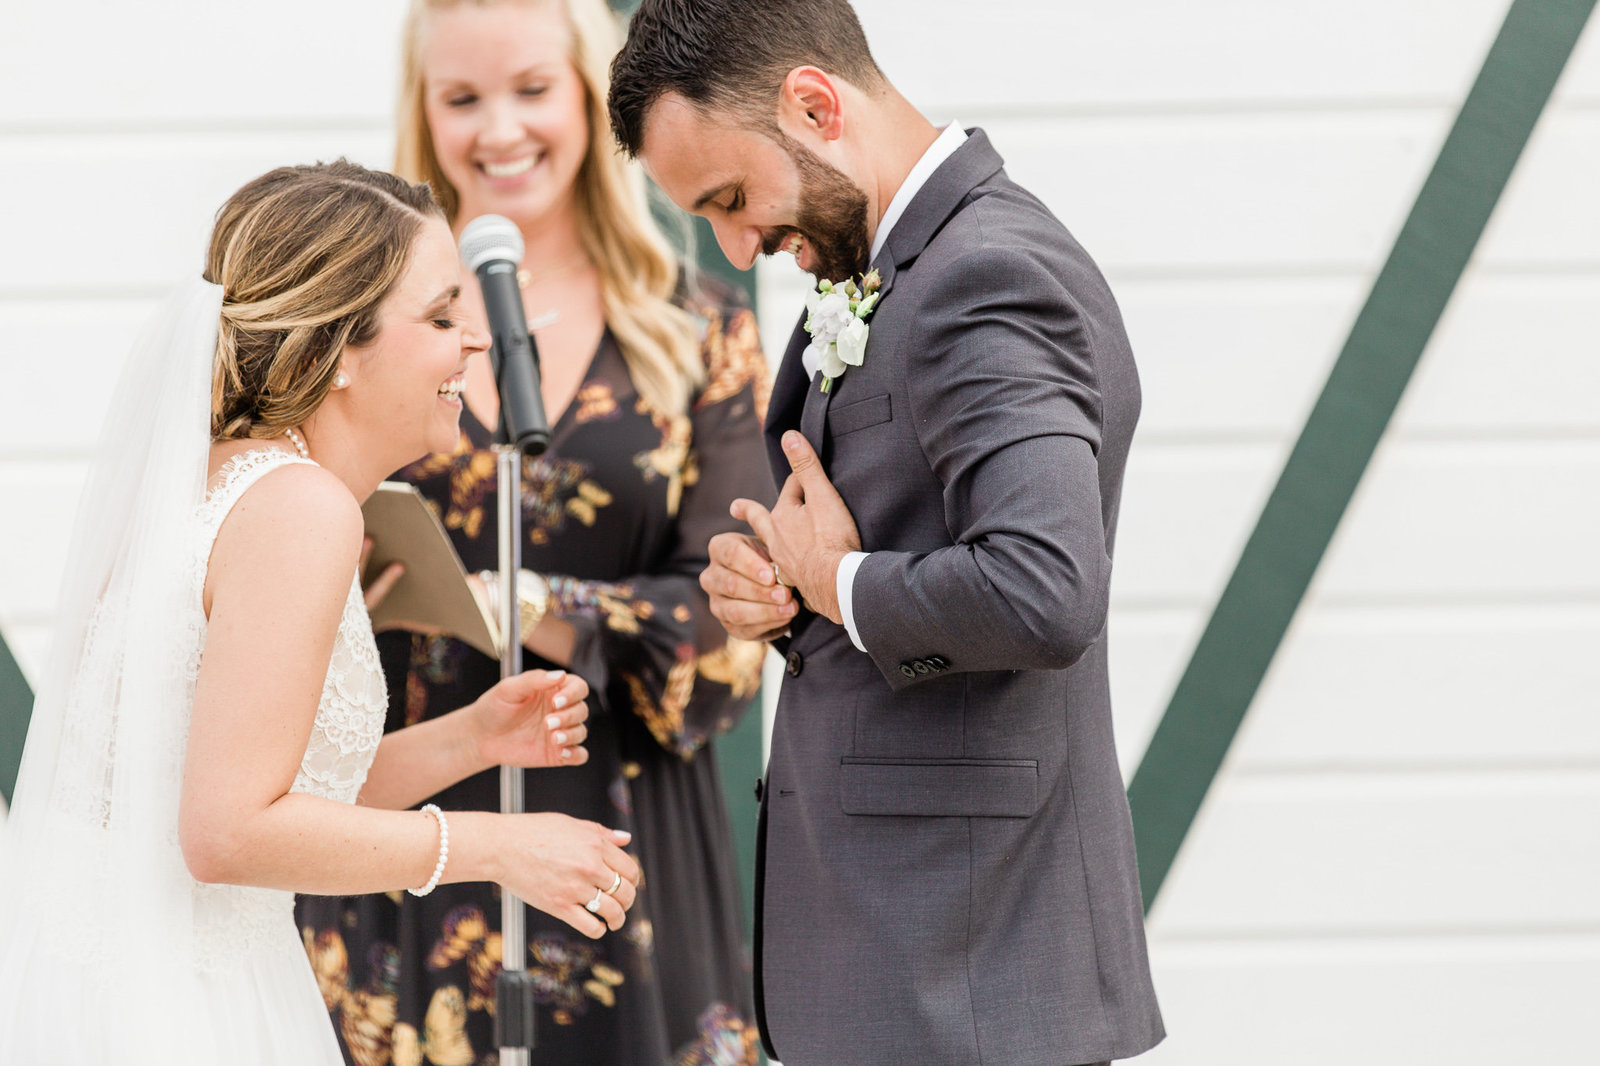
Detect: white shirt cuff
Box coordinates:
(836, 551, 870, 653)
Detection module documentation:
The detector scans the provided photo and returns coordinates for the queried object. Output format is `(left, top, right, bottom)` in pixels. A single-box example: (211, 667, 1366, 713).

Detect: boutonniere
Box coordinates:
(803, 270, 882, 393)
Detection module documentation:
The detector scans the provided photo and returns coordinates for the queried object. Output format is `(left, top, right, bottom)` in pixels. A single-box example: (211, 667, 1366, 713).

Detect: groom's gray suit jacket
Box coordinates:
(755, 130, 1163, 1066)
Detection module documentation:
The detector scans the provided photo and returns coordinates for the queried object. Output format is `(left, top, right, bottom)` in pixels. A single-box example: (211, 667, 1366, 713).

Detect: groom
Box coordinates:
(611, 2, 1163, 1063)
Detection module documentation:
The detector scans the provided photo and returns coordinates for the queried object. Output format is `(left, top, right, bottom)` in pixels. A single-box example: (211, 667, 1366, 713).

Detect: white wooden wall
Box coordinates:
(3, 0, 1598, 1060)
(0, 0, 410, 674)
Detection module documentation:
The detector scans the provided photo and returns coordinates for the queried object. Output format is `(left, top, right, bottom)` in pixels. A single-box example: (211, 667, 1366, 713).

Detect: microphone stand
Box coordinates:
(479, 256, 551, 1066)
(494, 440, 537, 1066)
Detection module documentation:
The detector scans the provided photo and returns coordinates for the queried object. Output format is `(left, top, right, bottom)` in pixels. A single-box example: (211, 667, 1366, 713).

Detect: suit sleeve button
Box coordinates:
(900, 663, 916, 678)
(913, 660, 931, 674)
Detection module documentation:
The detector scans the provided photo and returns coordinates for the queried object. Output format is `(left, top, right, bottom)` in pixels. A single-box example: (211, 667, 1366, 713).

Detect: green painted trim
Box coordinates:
(714, 696, 763, 938)
(1, 631, 32, 806)
(1127, 0, 1597, 913)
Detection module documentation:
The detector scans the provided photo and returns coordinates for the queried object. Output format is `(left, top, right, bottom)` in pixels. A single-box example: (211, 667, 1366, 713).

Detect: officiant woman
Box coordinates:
(292, 1, 773, 1063)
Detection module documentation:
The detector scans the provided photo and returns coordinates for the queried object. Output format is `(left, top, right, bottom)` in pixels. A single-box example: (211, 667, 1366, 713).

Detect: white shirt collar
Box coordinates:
(869, 121, 968, 263)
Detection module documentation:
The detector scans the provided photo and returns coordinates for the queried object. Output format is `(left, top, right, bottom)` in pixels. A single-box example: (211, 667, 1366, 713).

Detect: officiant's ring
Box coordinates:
(604, 871, 622, 895)
(585, 888, 605, 913)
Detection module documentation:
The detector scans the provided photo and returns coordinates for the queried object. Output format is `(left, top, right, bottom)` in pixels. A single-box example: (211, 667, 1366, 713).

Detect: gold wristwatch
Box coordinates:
(475, 570, 551, 639)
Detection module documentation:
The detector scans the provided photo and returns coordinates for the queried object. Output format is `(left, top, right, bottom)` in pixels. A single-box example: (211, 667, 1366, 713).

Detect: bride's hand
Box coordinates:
(469, 669, 590, 769)
(501, 815, 640, 937)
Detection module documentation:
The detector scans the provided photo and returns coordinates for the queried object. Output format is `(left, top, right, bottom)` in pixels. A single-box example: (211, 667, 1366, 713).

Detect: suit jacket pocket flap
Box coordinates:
(829, 392, 892, 437)
(839, 757, 1039, 817)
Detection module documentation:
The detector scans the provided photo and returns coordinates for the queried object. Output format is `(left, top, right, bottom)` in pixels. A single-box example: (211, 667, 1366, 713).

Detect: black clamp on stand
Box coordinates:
(495, 970, 540, 1052)
(460, 214, 551, 1066)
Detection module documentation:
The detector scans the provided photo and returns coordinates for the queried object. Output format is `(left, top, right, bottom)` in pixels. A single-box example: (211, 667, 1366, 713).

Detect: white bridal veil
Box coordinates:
(0, 279, 227, 1060)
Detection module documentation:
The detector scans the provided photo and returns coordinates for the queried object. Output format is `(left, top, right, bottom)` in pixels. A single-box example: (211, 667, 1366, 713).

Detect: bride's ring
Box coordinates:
(604, 871, 622, 895)
(585, 887, 605, 913)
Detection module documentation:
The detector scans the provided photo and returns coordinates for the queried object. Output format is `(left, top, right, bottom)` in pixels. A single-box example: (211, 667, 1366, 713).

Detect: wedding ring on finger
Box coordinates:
(771, 562, 790, 588)
(585, 887, 605, 914)
(604, 871, 622, 895)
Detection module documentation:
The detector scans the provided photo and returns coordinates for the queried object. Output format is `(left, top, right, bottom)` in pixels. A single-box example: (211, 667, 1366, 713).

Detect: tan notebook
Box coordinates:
(360, 482, 501, 659)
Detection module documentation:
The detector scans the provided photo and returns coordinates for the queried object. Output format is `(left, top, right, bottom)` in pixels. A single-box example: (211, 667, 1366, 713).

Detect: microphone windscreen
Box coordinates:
(458, 214, 525, 272)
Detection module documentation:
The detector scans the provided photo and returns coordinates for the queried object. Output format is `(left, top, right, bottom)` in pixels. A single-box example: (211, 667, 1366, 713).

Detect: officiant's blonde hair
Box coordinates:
(205, 160, 445, 441)
(395, 0, 703, 417)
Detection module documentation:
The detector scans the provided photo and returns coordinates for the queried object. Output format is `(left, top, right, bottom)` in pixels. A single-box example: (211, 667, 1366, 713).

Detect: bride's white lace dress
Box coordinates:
(183, 450, 388, 1062)
(0, 448, 386, 1065)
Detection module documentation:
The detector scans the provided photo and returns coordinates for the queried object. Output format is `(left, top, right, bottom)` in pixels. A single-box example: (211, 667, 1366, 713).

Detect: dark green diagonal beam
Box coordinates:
(1128, 0, 1597, 912)
(1, 633, 31, 806)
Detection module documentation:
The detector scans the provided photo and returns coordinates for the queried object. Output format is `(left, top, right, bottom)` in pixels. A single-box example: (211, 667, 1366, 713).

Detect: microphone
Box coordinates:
(459, 214, 550, 455)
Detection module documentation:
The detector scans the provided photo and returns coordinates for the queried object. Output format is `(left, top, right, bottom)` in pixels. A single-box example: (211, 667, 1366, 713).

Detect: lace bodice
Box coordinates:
(192, 449, 387, 802)
(189, 449, 388, 969)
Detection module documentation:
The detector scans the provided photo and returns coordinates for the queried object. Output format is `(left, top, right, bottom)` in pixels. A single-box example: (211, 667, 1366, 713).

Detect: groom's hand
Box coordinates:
(734, 432, 862, 627)
(701, 531, 800, 642)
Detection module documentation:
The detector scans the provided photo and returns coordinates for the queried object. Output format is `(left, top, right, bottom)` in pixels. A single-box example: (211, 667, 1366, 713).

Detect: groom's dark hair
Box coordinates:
(608, 0, 884, 157)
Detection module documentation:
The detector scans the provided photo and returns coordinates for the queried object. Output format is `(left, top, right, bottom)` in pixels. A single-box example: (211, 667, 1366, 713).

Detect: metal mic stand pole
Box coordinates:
(494, 442, 537, 1066)
(466, 215, 552, 1065)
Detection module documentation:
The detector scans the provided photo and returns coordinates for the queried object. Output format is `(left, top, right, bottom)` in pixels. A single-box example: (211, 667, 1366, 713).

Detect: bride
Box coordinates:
(0, 160, 640, 1065)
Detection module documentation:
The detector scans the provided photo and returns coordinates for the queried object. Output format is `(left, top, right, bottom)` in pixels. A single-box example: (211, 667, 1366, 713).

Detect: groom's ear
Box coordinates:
(780, 66, 846, 143)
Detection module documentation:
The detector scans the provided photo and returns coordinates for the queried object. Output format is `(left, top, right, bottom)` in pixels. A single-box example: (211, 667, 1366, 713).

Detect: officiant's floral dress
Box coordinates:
(294, 282, 771, 1066)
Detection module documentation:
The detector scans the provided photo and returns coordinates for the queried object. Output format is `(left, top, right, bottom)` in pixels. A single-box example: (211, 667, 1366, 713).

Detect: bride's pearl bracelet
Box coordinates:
(410, 803, 450, 897)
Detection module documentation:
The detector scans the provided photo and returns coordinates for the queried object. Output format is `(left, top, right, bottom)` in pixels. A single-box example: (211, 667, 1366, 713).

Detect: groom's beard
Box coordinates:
(783, 137, 871, 282)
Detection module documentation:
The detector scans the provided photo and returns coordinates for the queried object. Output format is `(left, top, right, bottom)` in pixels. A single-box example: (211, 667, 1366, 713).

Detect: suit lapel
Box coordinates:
(764, 310, 811, 482)
(794, 240, 909, 467)
(797, 366, 831, 458)
(875, 128, 1005, 275)
(764, 313, 821, 644)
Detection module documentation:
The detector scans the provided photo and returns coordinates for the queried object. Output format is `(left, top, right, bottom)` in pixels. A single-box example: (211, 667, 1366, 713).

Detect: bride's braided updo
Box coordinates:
(204, 159, 445, 440)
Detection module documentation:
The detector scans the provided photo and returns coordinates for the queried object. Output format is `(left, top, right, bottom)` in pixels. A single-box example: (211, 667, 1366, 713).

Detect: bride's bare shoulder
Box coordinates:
(205, 447, 363, 591)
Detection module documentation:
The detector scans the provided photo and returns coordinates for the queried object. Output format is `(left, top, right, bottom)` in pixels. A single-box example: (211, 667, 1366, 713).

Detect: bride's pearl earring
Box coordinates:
(334, 372, 349, 389)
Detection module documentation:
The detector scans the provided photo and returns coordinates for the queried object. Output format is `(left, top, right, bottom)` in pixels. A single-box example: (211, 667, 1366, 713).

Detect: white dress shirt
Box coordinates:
(833, 122, 967, 653)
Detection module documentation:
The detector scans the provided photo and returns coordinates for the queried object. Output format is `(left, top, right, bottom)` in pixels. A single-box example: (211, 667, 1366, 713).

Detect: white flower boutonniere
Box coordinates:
(803, 270, 882, 393)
